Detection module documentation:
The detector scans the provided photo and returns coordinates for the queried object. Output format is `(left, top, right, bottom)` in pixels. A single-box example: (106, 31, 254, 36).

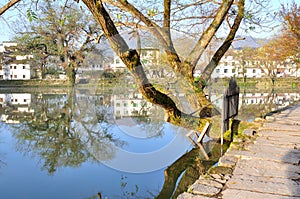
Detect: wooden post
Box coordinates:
(186, 122, 211, 148)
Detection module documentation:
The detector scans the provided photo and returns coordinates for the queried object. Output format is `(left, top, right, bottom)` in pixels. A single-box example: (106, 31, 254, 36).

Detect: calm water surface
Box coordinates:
(0, 85, 298, 199)
(0, 88, 207, 199)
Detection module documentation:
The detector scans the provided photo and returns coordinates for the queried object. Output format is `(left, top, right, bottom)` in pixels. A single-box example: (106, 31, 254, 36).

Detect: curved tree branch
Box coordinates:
(0, 0, 21, 16)
(202, 0, 245, 82)
(187, 0, 234, 68)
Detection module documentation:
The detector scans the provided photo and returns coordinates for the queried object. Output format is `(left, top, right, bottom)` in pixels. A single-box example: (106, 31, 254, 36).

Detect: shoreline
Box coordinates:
(177, 101, 300, 198)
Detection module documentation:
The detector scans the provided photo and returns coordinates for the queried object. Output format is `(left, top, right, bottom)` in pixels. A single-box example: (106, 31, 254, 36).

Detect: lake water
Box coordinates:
(0, 85, 298, 199)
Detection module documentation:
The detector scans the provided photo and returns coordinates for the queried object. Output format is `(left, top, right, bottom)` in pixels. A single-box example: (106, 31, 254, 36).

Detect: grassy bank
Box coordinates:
(0, 79, 71, 87)
(209, 77, 300, 92)
(1, 77, 299, 95)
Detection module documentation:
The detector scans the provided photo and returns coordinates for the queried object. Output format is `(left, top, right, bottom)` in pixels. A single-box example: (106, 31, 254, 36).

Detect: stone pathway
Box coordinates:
(178, 103, 300, 199)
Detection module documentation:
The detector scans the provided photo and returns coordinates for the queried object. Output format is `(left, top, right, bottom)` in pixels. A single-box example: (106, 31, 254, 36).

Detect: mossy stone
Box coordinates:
(207, 166, 233, 175)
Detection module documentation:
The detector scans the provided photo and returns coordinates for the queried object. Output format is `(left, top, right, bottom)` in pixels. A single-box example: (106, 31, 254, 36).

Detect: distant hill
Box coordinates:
(232, 36, 268, 49)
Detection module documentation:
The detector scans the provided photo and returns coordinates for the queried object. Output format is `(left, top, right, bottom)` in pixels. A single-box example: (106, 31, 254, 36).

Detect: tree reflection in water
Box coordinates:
(156, 141, 228, 199)
(10, 88, 124, 174)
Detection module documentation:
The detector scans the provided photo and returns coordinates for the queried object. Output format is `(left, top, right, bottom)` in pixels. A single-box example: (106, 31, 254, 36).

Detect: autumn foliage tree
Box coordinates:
(279, 1, 300, 64)
(265, 1, 300, 68)
(253, 1, 300, 81)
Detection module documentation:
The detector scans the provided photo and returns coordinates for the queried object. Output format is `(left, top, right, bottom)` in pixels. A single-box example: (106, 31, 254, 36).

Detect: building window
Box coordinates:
(0, 75, 3, 79)
(224, 62, 228, 66)
(0, 98, 3, 102)
(216, 69, 220, 73)
(232, 69, 236, 73)
(232, 62, 235, 66)
(23, 66, 26, 69)
(14, 66, 17, 69)
(116, 103, 120, 107)
(10, 66, 12, 69)
(133, 102, 138, 107)
(23, 75, 26, 78)
(124, 103, 127, 107)
(253, 69, 256, 73)
(14, 75, 17, 78)
(10, 75, 12, 79)
(116, 59, 120, 64)
(224, 69, 228, 73)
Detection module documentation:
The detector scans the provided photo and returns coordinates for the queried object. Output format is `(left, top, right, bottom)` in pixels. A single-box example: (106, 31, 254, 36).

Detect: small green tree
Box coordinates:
(13, 0, 104, 84)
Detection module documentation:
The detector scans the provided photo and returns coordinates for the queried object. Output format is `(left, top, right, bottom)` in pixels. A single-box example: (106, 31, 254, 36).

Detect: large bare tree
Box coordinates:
(81, 0, 245, 131)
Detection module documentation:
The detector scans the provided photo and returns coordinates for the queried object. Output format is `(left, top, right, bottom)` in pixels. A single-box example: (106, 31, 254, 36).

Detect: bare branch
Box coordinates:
(164, 0, 171, 28)
(187, 0, 234, 68)
(202, 0, 245, 82)
(0, 0, 21, 15)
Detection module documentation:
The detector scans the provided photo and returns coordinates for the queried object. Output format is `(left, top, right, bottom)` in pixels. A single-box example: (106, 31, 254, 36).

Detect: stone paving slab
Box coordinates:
(254, 136, 299, 148)
(226, 174, 300, 197)
(255, 137, 300, 147)
(188, 181, 221, 197)
(247, 143, 300, 155)
(177, 192, 217, 199)
(263, 123, 300, 131)
(260, 129, 300, 137)
(226, 145, 300, 164)
(233, 159, 300, 179)
(218, 154, 238, 167)
(222, 189, 300, 199)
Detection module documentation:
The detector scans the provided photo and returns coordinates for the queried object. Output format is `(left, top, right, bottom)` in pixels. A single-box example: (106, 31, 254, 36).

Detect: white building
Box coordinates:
(0, 41, 17, 52)
(211, 56, 239, 78)
(113, 92, 153, 118)
(110, 48, 160, 72)
(0, 42, 33, 80)
(244, 67, 262, 78)
(0, 93, 34, 123)
(210, 53, 297, 79)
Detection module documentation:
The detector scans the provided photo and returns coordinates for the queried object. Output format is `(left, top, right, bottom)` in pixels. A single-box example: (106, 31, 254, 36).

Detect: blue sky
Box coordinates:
(0, 0, 296, 43)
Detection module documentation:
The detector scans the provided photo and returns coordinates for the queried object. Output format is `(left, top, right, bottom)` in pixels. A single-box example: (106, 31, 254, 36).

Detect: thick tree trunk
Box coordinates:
(82, 0, 210, 131)
(65, 66, 76, 85)
(120, 49, 210, 131)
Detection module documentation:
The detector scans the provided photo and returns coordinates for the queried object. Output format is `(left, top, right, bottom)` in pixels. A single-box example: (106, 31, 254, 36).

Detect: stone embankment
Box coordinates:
(178, 102, 300, 199)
